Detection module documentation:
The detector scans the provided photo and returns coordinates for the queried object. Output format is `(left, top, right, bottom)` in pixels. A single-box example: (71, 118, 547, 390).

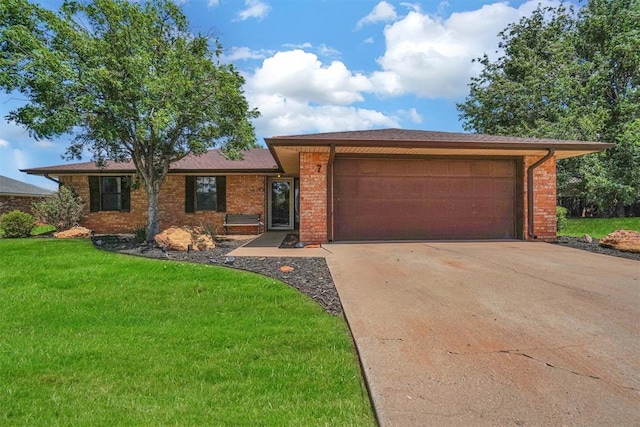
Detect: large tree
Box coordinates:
(457, 0, 640, 216)
(0, 0, 259, 239)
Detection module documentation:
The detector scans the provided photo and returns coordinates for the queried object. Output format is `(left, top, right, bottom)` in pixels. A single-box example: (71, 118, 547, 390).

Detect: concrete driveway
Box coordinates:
(324, 241, 640, 426)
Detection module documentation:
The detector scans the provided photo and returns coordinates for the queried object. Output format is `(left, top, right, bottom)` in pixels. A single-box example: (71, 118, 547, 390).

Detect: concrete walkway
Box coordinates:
(227, 232, 331, 258)
(324, 241, 640, 426)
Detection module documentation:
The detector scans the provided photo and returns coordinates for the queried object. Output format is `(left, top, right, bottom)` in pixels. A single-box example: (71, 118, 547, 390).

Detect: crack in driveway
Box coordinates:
(447, 346, 639, 393)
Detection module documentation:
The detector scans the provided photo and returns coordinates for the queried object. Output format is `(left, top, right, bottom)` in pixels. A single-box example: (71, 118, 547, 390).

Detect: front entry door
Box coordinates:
(268, 178, 294, 230)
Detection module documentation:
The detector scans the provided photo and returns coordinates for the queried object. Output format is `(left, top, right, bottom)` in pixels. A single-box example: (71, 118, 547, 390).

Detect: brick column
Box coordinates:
(299, 152, 329, 243)
(523, 156, 557, 241)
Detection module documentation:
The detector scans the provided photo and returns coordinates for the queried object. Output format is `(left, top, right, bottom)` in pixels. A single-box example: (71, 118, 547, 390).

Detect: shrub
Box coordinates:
(0, 210, 36, 238)
(556, 206, 568, 231)
(133, 226, 147, 243)
(32, 186, 84, 231)
(199, 221, 217, 238)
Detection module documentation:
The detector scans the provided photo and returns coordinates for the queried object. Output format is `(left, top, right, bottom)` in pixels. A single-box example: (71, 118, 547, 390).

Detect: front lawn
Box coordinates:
(0, 239, 374, 425)
(0, 224, 56, 237)
(559, 217, 640, 238)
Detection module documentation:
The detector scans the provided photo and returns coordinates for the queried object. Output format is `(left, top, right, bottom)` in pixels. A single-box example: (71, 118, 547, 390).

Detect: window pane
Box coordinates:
(196, 177, 217, 211)
(102, 177, 121, 194)
(101, 177, 121, 211)
(102, 193, 121, 210)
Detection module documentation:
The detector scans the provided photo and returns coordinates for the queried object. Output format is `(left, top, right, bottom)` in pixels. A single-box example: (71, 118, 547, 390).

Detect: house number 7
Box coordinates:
(317, 164, 322, 173)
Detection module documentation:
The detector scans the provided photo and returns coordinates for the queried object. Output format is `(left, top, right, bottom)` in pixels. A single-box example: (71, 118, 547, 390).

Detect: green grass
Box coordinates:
(559, 217, 640, 238)
(32, 224, 56, 235)
(0, 224, 56, 237)
(0, 239, 374, 426)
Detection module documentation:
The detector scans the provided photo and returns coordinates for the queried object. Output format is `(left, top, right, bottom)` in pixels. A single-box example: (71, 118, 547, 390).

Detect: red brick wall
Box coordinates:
(0, 195, 49, 215)
(299, 152, 329, 243)
(60, 174, 266, 235)
(523, 155, 557, 241)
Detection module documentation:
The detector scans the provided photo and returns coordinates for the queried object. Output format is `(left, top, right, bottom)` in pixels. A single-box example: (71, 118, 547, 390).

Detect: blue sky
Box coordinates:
(1, 0, 565, 190)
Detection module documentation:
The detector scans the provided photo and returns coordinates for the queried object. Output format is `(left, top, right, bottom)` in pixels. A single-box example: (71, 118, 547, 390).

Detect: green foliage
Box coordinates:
(31, 186, 84, 231)
(558, 217, 640, 238)
(132, 225, 146, 243)
(556, 206, 568, 231)
(0, 0, 259, 240)
(457, 0, 640, 215)
(0, 210, 35, 238)
(199, 221, 218, 239)
(0, 239, 374, 425)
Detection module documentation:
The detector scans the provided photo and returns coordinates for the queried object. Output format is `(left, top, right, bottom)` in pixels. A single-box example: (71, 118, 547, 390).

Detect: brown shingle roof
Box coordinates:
(265, 128, 613, 174)
(21, 148, 279, 175)
(0, 175, 53, 196)
(267, 128, 608, 147)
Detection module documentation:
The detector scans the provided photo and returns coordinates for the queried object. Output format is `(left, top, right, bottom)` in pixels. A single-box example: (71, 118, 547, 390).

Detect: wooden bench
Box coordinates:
(222, 213, 264, 235)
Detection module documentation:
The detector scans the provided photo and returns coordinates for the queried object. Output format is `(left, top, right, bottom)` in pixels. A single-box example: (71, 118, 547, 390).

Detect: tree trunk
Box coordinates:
(616, 201, 626, 218)
(146, 184, 161, 242)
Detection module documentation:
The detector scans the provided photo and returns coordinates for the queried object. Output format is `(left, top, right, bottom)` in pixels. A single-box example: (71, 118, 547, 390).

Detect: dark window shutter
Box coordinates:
(89, 176, 101, 212)
(216, 176, 226, 212)
(185, 176, 195, 213)
(121, 176, 131, 212)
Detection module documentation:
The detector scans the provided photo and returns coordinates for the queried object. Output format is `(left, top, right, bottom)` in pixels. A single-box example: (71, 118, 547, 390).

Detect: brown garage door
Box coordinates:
(333, 158, 518, 240)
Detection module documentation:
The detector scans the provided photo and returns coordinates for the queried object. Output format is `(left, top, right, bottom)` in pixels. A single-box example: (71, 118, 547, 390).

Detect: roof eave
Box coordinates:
(266, 138, 614, 151)
(21, 168, 281, 176)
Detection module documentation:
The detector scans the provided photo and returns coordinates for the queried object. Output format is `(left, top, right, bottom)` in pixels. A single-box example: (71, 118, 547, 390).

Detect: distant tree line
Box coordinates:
(458, 0, 640, 217)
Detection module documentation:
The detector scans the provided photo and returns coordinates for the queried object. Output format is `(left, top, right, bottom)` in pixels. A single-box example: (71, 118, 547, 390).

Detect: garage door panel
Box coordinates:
(490, 179, 515, 195)
(334, 158, 518, 240)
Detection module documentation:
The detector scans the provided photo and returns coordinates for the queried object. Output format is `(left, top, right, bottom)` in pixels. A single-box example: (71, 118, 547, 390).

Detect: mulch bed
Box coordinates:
(91, 234, 638, 318)
(552, 236, 640, 262)
(92, 235, 343, 316)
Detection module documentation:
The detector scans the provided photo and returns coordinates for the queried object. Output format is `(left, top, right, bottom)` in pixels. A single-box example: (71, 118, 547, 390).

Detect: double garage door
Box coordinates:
(333, 158, 519, 241)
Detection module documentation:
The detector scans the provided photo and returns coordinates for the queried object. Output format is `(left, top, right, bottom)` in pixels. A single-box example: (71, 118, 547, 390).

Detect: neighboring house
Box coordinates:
(0, 175, 53, 215)
(22, 129, 611, 243)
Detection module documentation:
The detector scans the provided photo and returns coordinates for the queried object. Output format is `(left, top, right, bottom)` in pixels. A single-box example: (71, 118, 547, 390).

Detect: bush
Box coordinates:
(556, 206, 568, 231)
(32, 186, 84, 231)
(133, 226, 147, 243)
(0, 210, 36, 238)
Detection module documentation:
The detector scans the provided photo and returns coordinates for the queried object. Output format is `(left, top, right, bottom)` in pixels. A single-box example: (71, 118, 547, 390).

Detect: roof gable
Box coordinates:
(0, 175, 53, 196)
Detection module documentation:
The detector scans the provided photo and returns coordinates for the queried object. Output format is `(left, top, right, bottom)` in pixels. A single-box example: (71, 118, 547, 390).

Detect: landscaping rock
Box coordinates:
(279, 265, 294, 273)
(154, 226, 215, 251)
(599, 230, 640, 253)
(54, 226, 92, 239)
(578, 234, 593, 243)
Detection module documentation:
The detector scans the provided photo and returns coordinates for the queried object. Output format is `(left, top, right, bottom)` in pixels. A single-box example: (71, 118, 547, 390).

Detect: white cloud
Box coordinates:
(373, 0, 561, 98)
(400, 2, 422, 13)
(244, 50, 398, 137)
(247, 50, 372, 105)
(12, 148, 27, 170)
(208, 0, 219, 7)
(221, 46, 268, 62)
(236, 0, 271, 21)
(0, 138, 9, 147)
(238, 0, 565, 137)
(250, 93, 398, 137)
(283, 42, 313, 50)
(0, 120, 31, 141)
(397, 108, 423, 124)
(364, 37, 375, 44)
(437, 1, 450, 15)
(317, 44, 341, 58)
(356, 1, 398, 30)
(34, 139, 54, 148)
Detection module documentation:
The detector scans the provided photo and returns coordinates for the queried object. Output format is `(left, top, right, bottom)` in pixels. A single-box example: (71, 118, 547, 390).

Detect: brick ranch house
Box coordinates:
(0, 174, 53, 215)
(22, 129, 611, 243)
